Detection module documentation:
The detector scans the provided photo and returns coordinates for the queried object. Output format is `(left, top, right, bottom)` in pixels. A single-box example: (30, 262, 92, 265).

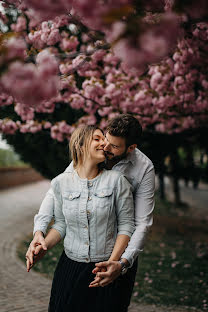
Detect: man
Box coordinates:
(26, 114, 155, 290)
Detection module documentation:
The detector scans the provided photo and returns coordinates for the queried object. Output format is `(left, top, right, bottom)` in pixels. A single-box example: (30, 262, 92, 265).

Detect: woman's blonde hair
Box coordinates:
(69, 125, 99, 168)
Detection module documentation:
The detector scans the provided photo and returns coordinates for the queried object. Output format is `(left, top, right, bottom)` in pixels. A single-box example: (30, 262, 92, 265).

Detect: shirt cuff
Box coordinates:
(122, 248, 143, 268)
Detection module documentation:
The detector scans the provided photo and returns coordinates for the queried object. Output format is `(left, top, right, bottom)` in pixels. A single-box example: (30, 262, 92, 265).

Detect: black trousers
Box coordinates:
(48, 251, 138, 312)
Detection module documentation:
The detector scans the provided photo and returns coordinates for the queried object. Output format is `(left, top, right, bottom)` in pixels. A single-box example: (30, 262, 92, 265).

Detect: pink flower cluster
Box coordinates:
(1, 50, 60, 107)
(51, 121, 74, 142)
(0, 119, 18, 134)
(0, 2, 208, 140)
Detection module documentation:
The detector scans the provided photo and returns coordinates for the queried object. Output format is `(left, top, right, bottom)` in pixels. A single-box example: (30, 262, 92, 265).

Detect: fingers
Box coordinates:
(39, 236, 47, 250)
(95, 261, 109, 268)
(89, 276, 102, 288)
(31, 232, 47, 251)
(26, 257, 33, 272)
(34, 244, 44, 255)
(96, 271, 110, 279)
(99, 278, 112, 287)
(89, 276, 112, 288)
(89, 282, 100, 288)
(92, 266, 106, 274)
(26, 247, 34, 267)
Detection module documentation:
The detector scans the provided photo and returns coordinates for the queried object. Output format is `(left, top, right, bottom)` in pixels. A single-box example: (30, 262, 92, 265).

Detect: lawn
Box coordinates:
(18, 194, 208, 311)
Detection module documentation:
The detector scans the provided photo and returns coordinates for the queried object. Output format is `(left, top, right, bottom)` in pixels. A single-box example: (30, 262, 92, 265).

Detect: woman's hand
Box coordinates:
(25, 231, 47, 271)
(89, 260, 123, 287)
(89, 266, 106, 288)
(26, 244, 47, 272)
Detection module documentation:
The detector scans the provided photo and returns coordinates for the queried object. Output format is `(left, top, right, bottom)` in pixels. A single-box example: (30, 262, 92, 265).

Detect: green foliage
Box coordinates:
(0, 148, 27, 167)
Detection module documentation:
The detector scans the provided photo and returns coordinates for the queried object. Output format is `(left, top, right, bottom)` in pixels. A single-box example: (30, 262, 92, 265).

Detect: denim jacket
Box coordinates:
(34, 148, 155, 267)
(45, 168, 135, 263)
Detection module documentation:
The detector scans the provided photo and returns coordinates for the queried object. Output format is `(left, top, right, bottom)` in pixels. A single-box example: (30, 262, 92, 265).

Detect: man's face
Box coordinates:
(104, 132, 127, 160)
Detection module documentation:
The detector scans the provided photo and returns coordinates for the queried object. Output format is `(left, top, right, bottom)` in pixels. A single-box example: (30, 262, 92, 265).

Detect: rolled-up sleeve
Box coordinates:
(115, 175, 135, 237)
(122, 167, 155, 267)
(50, 178, 66, 239)
(33, 188, 55, 236)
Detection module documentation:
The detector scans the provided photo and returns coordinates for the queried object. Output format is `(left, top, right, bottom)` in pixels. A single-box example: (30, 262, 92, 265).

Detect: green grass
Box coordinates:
(133, 229, 208, 311)
(18, 195, 208, 311)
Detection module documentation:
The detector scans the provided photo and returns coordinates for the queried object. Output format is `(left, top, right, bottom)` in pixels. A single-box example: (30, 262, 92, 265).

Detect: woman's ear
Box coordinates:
(127, 144, 137, 154)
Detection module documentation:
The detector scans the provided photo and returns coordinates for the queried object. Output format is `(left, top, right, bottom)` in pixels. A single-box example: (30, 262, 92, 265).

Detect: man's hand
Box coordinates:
(89, 260, 122, 287)
(25, 231, 47, 272)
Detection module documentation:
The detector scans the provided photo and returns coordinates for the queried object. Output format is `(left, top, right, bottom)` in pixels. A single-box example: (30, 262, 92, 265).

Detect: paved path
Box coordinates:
(0, 180, 204, 312)
(161, 177, 208, 219)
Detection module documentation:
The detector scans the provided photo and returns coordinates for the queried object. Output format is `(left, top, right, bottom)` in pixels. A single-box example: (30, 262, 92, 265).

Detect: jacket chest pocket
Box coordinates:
(63, 191, 81, 223)
(94, 189, 113, 210)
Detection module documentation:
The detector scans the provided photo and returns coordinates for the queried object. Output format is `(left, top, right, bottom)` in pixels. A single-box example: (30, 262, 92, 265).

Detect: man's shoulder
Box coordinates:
(132, 148, 154, 170)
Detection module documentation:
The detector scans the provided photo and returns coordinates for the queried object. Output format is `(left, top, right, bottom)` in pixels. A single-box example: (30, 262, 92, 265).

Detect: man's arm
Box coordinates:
(121, 167, 155, 267)
(91, 167, 155, 285)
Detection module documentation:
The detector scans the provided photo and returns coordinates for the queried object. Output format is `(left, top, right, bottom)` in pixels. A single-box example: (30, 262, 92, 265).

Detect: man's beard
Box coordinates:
(105, 149, 128, 168)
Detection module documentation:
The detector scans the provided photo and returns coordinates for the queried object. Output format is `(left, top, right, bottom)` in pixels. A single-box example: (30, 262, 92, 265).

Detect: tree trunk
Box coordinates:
(170, 149, 181, 205)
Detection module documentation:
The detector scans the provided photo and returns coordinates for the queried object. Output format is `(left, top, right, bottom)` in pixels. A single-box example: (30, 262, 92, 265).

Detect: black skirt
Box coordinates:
(48, 251, 138, 312)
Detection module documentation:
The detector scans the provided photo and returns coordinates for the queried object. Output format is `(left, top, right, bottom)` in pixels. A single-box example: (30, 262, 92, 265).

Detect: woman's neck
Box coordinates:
(76, 161, 100, 180)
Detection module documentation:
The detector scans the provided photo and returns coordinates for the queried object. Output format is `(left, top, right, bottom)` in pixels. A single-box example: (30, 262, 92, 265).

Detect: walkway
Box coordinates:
(0, 179, 205, 312)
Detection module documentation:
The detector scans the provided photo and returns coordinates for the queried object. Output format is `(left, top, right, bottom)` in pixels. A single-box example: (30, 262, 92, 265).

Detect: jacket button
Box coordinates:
(89, 182, 93, 187)
(88, 196, 92, 201)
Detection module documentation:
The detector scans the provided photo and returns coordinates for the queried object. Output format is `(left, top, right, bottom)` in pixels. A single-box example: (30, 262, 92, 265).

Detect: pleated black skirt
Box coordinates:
(48, 251, 138, 312)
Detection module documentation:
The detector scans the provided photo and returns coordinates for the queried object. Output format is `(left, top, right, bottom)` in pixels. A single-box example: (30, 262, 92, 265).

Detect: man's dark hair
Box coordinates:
(106, 114, 142, 147)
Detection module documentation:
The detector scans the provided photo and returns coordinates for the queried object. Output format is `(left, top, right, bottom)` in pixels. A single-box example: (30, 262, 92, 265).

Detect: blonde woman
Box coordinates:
(29, 125, 135, 312)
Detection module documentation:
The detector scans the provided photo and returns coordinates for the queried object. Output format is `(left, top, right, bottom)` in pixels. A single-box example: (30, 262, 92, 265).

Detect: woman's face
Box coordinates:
(88, 129, 105, 164)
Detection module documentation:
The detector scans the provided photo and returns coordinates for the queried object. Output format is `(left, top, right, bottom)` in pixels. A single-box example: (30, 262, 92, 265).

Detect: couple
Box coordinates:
(26, 114, 155, 312)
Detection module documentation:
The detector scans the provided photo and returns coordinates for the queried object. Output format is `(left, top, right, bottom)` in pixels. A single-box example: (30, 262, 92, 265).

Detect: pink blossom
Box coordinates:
(60, 36, 79, 51)
(69, 94, 85, 109)
(20, 120, 42, 133)
(0, 119, 18, 134)
(47, 29, 61, 45)
(51, 121, 74, 142)
(2, 37, 27, 62)
(43, 121, 52, 129)
(0, 93, 13, 107)
(14, 103, 35, 121)
(11, 16, 27, 32)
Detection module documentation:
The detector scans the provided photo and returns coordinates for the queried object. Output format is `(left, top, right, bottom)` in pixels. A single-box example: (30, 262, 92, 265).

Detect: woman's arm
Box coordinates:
(108, 234, 130, 261)
(26, 177, 66, 271)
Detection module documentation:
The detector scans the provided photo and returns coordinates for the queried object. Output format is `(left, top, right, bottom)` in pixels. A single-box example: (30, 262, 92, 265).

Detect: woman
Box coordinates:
(29, 125, 135, 312)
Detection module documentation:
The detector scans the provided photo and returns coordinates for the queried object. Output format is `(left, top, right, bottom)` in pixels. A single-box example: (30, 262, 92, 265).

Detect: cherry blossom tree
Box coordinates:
(0, 1, 207, 195)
